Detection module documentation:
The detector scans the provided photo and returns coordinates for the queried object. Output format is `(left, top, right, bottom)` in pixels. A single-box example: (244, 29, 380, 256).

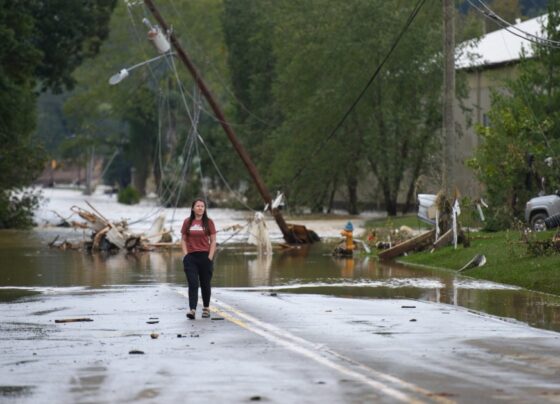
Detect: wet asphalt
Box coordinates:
(1, 285, 560, 403)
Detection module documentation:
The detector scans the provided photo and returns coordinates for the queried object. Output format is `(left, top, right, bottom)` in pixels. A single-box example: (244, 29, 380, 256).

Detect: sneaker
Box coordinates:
(186, 309, 195, 320)
(202, 308, 210, 318)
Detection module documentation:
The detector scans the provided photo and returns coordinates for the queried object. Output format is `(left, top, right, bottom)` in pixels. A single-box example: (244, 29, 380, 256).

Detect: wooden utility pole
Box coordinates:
(442, 0, 455, 198)
(144, 0, 304, 244)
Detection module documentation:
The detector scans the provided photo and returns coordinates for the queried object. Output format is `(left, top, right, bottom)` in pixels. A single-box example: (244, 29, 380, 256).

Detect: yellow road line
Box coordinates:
(176, 289, 454, 404)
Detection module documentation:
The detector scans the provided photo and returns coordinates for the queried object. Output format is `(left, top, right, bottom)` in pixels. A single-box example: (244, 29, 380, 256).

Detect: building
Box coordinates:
(453, 14, 547, 197)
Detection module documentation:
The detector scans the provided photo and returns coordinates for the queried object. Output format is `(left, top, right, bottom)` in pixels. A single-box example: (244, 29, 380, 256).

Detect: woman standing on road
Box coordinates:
(181, 198, 217, 320)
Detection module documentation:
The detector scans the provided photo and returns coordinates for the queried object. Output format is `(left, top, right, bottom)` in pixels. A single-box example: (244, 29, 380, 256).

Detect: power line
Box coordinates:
(466, 0, 560, 48)
(286, 0, 428, 188)
(166, 0, 277, 129)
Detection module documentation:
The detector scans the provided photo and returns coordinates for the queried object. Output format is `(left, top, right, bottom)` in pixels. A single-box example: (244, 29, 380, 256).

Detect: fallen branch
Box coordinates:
(48, 235, 60, 248)
(51, 210, 73, 227)
(70, 221, 89, 229)
(54, 318, 93, 323)
(92, 226, 110, 250)
(71, 205, 108, 232)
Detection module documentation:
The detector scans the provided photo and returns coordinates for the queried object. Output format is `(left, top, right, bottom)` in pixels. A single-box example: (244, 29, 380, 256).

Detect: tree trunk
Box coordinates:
(402, 181, 415, 214)
(380, 179, 397, 216)
(327, 178, 337, 214)
(347, 176, 359, 214)
(132, 163, 148, 196)
(386, 198, 398, 216)
(84, 147, 95, 196)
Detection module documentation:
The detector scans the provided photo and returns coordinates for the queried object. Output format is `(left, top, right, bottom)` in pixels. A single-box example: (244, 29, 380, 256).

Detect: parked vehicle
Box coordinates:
(525, 193, 560, 230)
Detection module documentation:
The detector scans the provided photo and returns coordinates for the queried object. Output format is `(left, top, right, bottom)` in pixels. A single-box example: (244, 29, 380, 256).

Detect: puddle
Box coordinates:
(0, 289, 41, 303)
(0, 386, 34, 397)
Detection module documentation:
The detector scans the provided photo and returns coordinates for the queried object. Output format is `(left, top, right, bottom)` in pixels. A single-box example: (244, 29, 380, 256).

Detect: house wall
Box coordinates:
(452, 63, 519, 198)
(35, 159, 104, 187)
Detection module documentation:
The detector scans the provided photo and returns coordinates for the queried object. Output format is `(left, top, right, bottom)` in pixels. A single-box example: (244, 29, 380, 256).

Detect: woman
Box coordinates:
(181, 198, 217, 319)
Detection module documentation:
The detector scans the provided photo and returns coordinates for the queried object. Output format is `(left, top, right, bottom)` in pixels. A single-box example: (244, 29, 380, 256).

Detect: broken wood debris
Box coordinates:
(129, 350, 145, 355)
(48, 202, 172, 253)
(54, 318, 93, 323)
(48, 235, 60, 248)
(431, 229, 453, 251)
(378, 230, 436, 261)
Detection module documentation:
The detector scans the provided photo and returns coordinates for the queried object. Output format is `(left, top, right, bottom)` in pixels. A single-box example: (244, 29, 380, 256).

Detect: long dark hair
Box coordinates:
(185, 198, 211, 236)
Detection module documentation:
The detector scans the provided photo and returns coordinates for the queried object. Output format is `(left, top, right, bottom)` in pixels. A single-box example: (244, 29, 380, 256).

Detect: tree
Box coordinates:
(31, 0, 116, 92)
(0, 3, 42, 228)
(260, 0, 443, 215)
(470, 3, 560, 229)
(221, 0, 281, 208)
(0, 0, 116, 228)
(64, 0, 236, 204)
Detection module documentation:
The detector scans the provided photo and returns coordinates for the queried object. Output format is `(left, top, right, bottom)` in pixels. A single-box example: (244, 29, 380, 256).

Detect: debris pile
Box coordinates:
(521, 226, 560, 257)
(48, 202, 173, 252)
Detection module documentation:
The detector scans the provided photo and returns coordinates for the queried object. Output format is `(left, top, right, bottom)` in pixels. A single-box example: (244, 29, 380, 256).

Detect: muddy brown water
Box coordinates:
(2, 228, 560, 332)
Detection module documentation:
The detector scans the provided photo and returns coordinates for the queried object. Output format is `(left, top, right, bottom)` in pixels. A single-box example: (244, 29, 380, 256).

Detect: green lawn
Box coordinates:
(365, 214, 429, 230)
(398, 230, 560, 296)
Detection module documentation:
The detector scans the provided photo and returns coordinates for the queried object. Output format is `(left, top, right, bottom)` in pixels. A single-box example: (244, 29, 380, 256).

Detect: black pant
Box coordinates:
(183, 252, 213, 310)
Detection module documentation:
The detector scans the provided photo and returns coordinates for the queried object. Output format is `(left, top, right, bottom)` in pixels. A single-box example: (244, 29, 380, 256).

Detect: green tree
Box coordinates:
(0, 1, 116, 228)
(262, 0, 443, 215)
(0, 3, 42, 228)
(64, 0, 235, 204)
(470, 2, 560, 229)
(221, 0, 283, 208)
(31, 0, 116, 92)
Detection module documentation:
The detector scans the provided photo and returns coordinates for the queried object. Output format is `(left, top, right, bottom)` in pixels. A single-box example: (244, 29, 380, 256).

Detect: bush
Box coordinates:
(0, 189, 42, 229)
(117, 186, 140, 205)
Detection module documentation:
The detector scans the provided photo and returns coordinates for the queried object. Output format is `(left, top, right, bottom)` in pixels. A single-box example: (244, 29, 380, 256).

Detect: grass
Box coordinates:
(397, 229, 560, 296)
(365, 214, 429, 230)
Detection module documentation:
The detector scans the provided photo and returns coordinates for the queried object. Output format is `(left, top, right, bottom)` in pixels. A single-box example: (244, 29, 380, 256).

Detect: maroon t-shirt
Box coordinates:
(181, 218, 216, 253)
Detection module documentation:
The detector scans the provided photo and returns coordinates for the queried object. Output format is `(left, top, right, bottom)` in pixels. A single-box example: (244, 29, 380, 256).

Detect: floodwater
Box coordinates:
(2, 227, 560, 333)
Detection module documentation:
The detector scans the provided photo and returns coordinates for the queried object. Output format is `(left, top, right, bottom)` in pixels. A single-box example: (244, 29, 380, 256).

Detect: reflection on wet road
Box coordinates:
(1, 229, 560, 332)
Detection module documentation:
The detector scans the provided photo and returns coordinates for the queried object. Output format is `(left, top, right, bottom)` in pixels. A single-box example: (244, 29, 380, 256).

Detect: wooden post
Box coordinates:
(442, 0, 455, 199)
(144, 0, 301, 243)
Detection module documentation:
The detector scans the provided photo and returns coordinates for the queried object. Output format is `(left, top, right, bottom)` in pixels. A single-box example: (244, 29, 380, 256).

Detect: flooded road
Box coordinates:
(3, 188, 560, 403)
(2, 227, 560, 333)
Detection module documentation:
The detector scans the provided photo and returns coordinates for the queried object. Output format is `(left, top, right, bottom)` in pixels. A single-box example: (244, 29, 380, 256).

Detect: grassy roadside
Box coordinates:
(365, 214, 427, 230)
(396, 230, 560, 296)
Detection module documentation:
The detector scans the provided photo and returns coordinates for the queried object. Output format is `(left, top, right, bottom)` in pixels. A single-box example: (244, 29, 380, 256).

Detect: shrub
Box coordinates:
(117, 186, 140, 205)
(0, 189, 42, 229)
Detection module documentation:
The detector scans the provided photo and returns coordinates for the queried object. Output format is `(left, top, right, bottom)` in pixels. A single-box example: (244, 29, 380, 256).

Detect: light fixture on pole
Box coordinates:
(108, 52, 173, 85)
(109, 16, 172, 85)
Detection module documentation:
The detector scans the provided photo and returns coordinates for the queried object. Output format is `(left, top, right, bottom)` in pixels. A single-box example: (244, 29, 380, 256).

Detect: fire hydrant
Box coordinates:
(340, 221, 354, 253)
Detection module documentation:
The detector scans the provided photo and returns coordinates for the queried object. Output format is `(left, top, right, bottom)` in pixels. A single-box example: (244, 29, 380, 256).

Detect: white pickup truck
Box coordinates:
(525, 193, 560, 231)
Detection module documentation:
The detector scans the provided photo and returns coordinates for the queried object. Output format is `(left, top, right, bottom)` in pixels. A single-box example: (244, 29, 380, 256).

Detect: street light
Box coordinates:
(108, 52, 174, 85)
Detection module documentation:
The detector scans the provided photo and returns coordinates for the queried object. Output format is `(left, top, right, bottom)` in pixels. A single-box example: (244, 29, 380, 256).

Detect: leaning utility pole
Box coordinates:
(442, 0, 455, 198)
(144, 0, 307, 244)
